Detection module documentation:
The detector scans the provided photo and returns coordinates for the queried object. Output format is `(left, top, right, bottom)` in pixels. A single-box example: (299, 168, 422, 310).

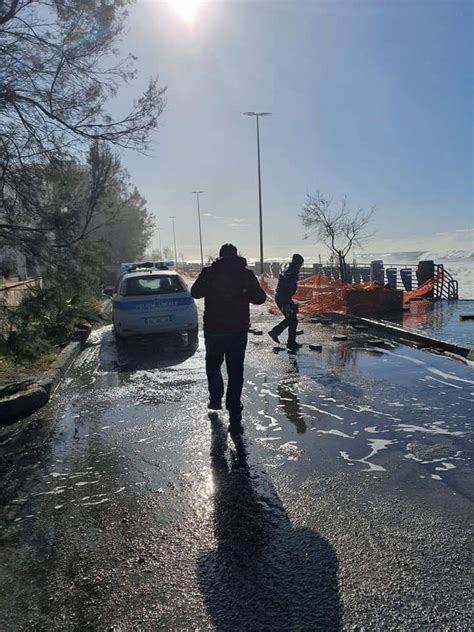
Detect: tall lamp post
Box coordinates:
(156, 225, 162, 258)
(244, 111, 272, 275)
(169, 216, 178, 270)
(192, 191, 204, 268)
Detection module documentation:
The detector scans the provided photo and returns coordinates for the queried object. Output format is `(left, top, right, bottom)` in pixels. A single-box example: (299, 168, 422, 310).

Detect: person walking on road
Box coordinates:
(268, 254, 304, 351)
(191, 243, 267, 433)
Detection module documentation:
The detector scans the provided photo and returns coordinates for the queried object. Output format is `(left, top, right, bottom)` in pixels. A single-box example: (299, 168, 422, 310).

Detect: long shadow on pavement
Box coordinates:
(197, 420, 341, 631)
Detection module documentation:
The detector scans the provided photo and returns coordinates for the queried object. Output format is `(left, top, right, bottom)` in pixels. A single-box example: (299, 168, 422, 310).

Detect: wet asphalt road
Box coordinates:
(0, 303, 473, 631)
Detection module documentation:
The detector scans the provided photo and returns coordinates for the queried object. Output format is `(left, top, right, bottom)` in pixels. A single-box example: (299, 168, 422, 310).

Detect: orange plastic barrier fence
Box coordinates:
(402, 266, 444, 302)
(258, 272, 433, 317)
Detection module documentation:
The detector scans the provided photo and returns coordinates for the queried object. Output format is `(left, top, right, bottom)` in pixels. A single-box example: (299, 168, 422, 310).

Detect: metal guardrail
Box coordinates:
(434, 264, 458, 300)
(298, 263, 459, 299)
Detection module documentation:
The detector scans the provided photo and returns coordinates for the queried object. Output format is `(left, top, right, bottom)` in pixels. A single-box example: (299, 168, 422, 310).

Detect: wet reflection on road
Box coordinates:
(277, 356, 307, 433)
(244, 335, 473, 496)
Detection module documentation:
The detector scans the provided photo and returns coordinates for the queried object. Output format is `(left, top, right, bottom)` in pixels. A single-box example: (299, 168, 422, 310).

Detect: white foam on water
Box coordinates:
(257, 411, 280, 427)
(259, 389, 279, 399)
(317, 429, 354, 439)
(365, 426, 389, 434)
(431, 474, 442, 481)
(425, 376, 462, 389)
(279, 442, 302, 461)
(353, 406, 401, 421)
(33, 486, 66, 497)
(375, 349, 426, 366)
(82, 498, 109, 506)
(396, 423, 464, 437)
(435, 462, 457, 471)
(300, 404, 343, 420)
(336, 404, 361, 412)
(428, 368, 474, 386)
(340, 439, 395, 472)
(75, 480, 99, 486)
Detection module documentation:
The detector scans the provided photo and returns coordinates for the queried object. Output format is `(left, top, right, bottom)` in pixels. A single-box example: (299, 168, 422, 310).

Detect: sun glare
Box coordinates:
(166, 0, 205, 27)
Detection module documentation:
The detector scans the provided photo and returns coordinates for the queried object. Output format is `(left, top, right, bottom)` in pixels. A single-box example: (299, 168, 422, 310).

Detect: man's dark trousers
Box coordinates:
(272, 300, 298, 345)
(205, 332, 248, 414)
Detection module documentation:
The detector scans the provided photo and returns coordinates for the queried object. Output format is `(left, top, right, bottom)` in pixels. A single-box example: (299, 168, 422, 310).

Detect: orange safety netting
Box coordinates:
(403, 277, 435, 302)
(259, 273, 433, 317)
(402, 266, 444, 302)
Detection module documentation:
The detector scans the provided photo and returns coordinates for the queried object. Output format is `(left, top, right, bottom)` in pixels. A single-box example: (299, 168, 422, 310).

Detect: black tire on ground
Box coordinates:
(188, 326, 199, 345)
(113, 321, 123, 344)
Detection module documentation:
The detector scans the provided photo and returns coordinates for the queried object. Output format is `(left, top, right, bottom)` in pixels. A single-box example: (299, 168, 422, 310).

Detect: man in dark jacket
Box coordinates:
(268, 254, 304, 350)
(191, 243, 266, 431)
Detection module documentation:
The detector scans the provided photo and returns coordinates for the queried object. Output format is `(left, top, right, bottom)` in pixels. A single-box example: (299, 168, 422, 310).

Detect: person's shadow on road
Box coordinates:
(197, 421, 341, 631)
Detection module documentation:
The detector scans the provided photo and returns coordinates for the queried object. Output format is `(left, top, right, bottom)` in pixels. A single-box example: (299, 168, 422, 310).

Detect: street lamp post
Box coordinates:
(156, 225, 162, 258)
(244, 111, 272, 275)
(169, 216, 178, 271)
(192, 191, 204, 268)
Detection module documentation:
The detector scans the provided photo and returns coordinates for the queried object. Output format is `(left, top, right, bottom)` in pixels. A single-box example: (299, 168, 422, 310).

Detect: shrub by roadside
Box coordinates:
(0, 286, 100, 385)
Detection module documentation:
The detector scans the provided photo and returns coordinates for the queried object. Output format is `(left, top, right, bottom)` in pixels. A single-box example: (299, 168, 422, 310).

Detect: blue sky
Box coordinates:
(114, 0, 473, 260)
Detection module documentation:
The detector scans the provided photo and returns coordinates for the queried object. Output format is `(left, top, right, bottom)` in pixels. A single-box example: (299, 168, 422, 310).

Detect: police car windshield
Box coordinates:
(124, 275, 185, 296)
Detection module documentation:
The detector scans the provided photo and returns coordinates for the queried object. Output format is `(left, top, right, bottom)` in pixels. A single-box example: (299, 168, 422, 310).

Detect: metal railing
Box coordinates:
(434, 264, 458, 300)
(297, 262, 459, 300)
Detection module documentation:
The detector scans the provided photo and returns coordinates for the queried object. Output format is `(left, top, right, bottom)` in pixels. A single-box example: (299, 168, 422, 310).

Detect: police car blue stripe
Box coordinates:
(114, 296, 194, 311)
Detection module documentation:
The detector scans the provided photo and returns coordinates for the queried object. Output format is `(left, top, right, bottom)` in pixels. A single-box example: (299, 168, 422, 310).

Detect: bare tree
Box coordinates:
(300, 191, 374, 282)
(0, 0, 166, 256)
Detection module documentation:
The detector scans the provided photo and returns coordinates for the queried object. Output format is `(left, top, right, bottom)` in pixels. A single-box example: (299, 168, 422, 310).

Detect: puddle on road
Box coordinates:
(243, 342, 473, 489)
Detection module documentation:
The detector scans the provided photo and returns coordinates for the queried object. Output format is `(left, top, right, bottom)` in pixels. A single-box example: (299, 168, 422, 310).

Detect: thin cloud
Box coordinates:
(203, 213, 224, 220)
(228, 222, 252, 228)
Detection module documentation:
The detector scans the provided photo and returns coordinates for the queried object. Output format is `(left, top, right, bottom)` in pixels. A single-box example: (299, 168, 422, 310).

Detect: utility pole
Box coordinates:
(243, 111, 272, 275)
(192, 191, 204, 268)
(157, 226, 162, 258)
(169, 216, 178, 270)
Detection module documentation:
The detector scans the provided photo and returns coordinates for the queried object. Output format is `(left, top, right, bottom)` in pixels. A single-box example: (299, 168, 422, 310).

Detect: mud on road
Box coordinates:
(0, 305, 472, 630)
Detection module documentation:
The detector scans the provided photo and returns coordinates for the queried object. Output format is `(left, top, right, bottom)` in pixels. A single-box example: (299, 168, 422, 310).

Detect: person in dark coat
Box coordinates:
(191, 243, 266, 432)
(268, 254, 304, 350)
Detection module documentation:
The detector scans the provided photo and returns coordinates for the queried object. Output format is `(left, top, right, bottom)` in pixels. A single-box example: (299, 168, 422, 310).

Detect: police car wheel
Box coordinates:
(113, 321, 123, 342)
(188, 326, 199, 344)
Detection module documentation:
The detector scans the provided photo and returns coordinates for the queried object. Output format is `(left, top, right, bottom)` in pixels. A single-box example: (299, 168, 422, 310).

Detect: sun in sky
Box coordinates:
(166, 0, 206, 28)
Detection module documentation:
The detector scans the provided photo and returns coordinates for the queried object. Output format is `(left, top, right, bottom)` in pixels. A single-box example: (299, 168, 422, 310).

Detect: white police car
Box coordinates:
(111, 268, 198, 342)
